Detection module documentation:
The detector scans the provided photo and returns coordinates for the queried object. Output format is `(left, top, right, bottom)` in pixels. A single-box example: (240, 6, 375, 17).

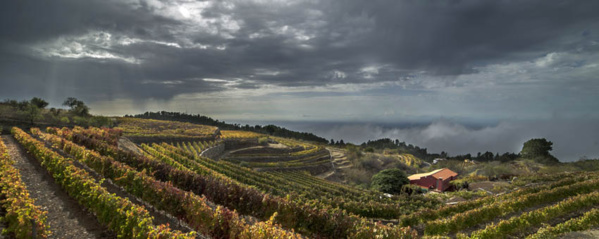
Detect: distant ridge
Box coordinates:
(126, 111, 329, 144)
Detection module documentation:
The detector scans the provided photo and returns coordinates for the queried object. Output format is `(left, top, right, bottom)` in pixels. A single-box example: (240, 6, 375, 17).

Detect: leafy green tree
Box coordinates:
(62, 97, 90, 116)
(521, 138, 552, 158)
(25, 103, 42, 124)
(74, 104, 90, 116)
(49, 108, 63, 116)
(521, 138, 559, 164)
(62, 97, 79, 108)
(17, 100, 29, 111)
(30, 97, 48, 109)
(370, 168, 409, 194)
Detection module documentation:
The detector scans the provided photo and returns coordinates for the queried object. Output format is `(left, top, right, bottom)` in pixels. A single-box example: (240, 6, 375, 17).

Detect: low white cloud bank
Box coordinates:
(289, 119, 599, 162)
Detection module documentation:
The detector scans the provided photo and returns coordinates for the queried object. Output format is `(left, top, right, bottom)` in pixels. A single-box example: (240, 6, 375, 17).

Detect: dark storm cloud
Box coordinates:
(324, 0, 599, 75)
(0, 45, 225, 102)
(1, 0, 599, 102)
(0, 0, 178, 44)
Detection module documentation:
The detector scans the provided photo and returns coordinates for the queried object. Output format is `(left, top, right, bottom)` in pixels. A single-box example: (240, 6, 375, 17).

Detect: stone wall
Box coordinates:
(126, 136, 215, 145)
(255, 162, 333, 175)
(223, 138, 260, 150)
(200, 143, 225, 159)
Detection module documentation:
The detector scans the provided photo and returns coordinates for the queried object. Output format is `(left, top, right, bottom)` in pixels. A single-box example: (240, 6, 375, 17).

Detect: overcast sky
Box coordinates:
(1, 0, 599, 160)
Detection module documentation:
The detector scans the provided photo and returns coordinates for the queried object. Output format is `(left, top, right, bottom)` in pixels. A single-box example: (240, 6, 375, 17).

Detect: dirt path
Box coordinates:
(560, 229, 599, 238)
(329, 147, 352, 169)
(118, 137, 143, 155)
(314, 147, 352, 183)
(1, 135, 114, 239)
(46, 137, 195, 235)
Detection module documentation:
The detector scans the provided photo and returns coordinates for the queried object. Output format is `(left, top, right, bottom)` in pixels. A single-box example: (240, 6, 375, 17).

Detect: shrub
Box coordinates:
(345, 168, 372, 186)
(258, 137, 269, 145)
(371, 168, 409, 194)
(60, 116, 70, 124)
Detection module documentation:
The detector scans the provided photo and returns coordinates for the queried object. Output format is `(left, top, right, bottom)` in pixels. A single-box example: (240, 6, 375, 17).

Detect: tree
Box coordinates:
(62, 97, 79, 108)
(440, 151, 448, 158)
(30, 97, 48, 109)
(49, 108, 62, 116)
(62, 97, 90, 116)
(73, 103, 90, 116)
(25, 103, 42, 124)
(17, 100, 29, 111)
(370, 168, 410, 194)
(521, 138, 559, 164)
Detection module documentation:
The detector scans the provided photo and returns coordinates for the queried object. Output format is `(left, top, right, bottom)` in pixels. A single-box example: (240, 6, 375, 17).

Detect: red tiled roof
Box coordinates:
(408, 168, 458, 180)
(432, 168, 458, 180)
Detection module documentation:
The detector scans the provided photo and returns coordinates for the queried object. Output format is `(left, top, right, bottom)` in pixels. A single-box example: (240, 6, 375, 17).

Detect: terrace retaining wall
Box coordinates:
(200, 143, 225, 159)
(223, 138, 260, 150)
(255, 162, 333, 175)
(127, 136, 215, 145)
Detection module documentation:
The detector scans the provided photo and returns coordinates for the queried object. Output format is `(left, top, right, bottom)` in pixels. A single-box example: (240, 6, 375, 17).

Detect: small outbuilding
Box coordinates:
(408, 168, 458, 192)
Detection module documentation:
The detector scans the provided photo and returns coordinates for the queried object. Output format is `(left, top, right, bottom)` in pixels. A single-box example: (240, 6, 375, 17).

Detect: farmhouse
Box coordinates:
(408, 168, 458, 192)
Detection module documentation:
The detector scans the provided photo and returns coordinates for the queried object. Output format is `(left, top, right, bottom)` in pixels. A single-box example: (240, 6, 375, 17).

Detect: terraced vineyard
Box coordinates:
(220, 130, 265, 139)
(11, 127, 196, 238)
(2, 121, 598, 238)
(396, 154, 422, 168)
(400, 171, 599, 238)
(150, 141, 437, 219)
(41, 125, 420, 238)
(116, 117, 219, 141)
(221, 136, 332, 171)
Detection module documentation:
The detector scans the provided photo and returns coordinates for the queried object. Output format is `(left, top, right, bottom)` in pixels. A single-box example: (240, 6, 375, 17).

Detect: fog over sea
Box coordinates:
(239, 119, 599, 162)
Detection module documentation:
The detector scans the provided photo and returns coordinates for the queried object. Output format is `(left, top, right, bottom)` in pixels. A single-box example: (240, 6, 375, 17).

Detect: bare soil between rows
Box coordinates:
(1, 135, 115, 239)
(39, 135, 197, 236)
